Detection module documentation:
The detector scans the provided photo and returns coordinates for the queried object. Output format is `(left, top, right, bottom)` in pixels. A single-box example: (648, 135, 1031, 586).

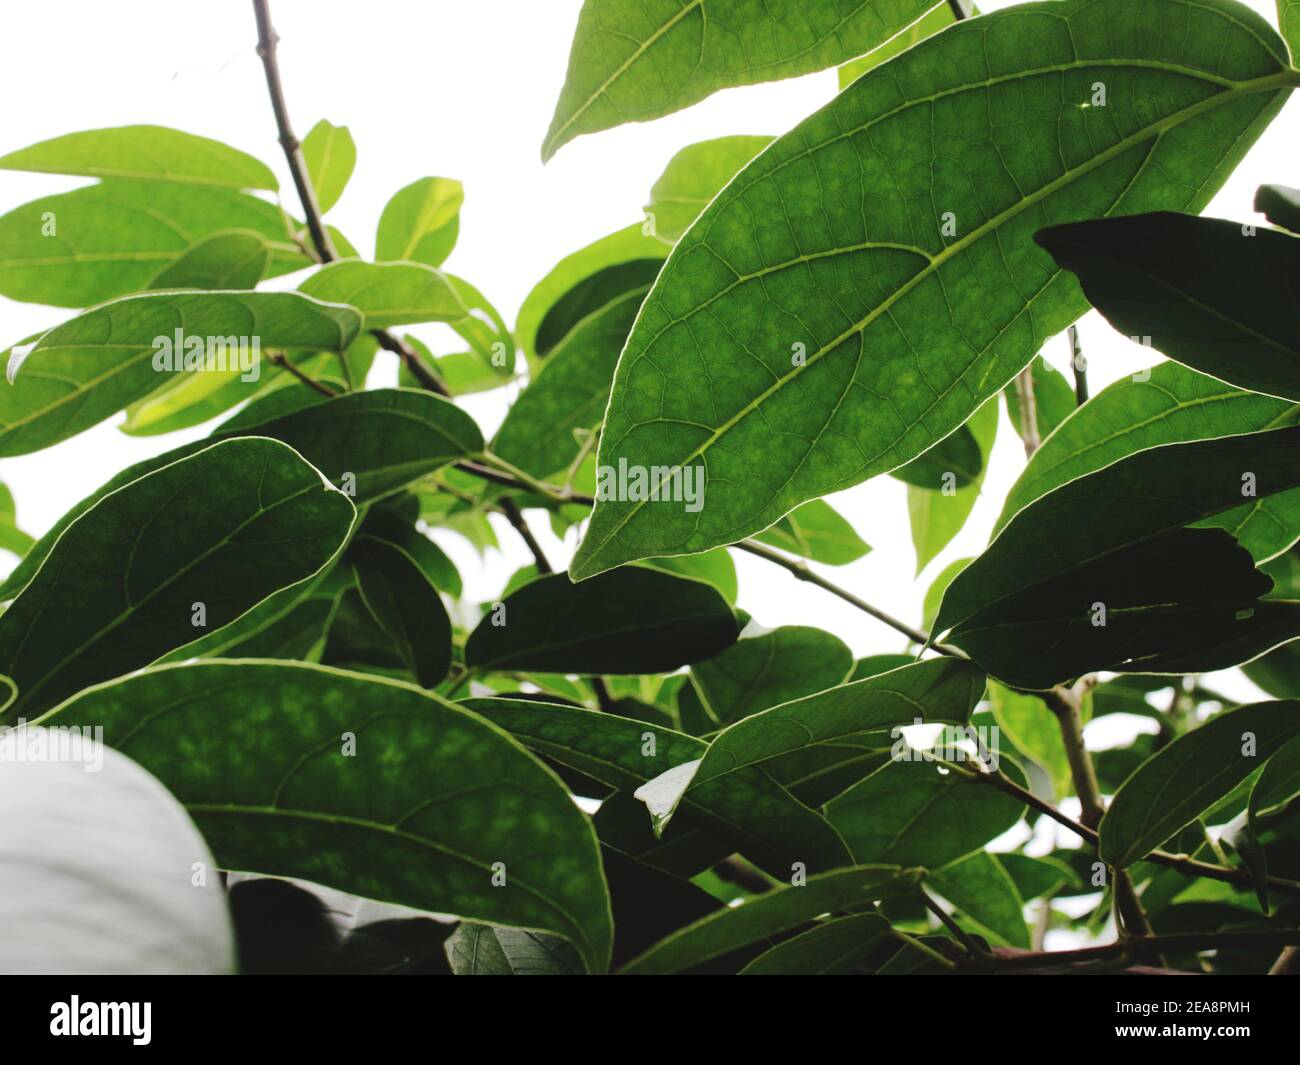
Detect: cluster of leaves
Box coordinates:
(2, 0, 1300, 975)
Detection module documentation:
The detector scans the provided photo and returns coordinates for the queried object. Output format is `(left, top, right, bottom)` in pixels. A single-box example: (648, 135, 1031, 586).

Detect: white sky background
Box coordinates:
(0, 0, 1293, 717)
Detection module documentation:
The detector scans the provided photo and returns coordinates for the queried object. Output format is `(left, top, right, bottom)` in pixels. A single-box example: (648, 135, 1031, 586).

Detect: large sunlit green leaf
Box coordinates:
(0, 438, 355, 718)
(542, 0, 938, 159)
(0, 181, 309, 307)
(463, 567, 740, 674)
(996, 361, 1300, 559)
(1036, 212, 1300, 401)
(618, 865, 922, 975)
(935, 428, 1300, 688)
(0, 290, 361, 456)
(571, 0, 1295, 579)
(1100, 700, 1300, 867)
(0, 124, 277, 190)
(461, 697, 853, 878)
(36, 661, 614, 974)
(301, 120, 356, 214)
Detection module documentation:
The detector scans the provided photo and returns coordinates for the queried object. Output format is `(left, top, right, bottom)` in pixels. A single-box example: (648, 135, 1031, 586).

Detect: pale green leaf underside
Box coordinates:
(572, 0, 1294, 579)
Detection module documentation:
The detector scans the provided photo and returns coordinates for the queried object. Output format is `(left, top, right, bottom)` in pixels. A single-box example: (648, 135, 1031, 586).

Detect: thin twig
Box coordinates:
(265, 350, 337, 397)
(922, 890, 990, 958)
(1012, 366, 1041, 458)
(960, 930, 1300, 972)
(251, 0, 449, 396)
(496, 497, 552, 574)
(1068, 324, 1088, 405)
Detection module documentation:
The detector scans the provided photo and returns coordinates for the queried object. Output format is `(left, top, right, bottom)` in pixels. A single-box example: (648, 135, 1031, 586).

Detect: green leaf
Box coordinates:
(1249, 731, 1300, 823)
(359, 501, 463, 598)
(738, 912, 893, 975)
(618, 865, 922, 974)
(689, 625, 853, 727)
(36, 661, 614, 974)
(892, 424, 983, 490)
(908, 399, 998, 574)
(0, 387, 480, 600)
(838, 1, 960, 88)
(515, 223, 667, 361)
(752, 499, 870, 565)
(929, 851, 1030, 948)
(298, 260, 466, 329)
(461, 697, 853, 878)
(375, 177, 463, 268)
(0, 437, 355, 718)
(996, 361, 1300, 559)
(1256, 183, 1300, 233)
(987, 681, 1071, 798)
(147, 230, 270, 290)
(301, 120, 356, 214)
(642, 547, 738, 602)
(1100, 700, 1300, 867)
(571, 0, 1295, 579)
(1279, 0, 1300, 59)
(1004, 355, 1075, 444)
(644, 136, 773, 245)
(463, 567, 739, 674)
(541, 0, 938, 159)
(0, 124, 277, 190)
(351, 534, 452, 687)
(921, 557, 971, 631)
(995, 852, 1081, 900)
(493, 283, 646, 479)
(935, 428, 1300, 689)
(0, 181, 309, 307)
(444, 923, 582, 975)
(826, 746, 1026, 866)
(0, 481, 33, 559)
(0, 290, 361, 456)
(1036, 212, 1300, 402)
(647, 658, 985, 827)
(0, 738, 235, 973)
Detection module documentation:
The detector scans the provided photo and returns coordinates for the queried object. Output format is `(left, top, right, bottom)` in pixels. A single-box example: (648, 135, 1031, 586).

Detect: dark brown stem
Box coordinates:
(266, 350, 337, 397)
(923, 890, 990, 959)
(251, 0, 449, 396)
(1068, 324, 1088, 405)
(496, 497, 552, 574)
(961, 930, 1300, 972)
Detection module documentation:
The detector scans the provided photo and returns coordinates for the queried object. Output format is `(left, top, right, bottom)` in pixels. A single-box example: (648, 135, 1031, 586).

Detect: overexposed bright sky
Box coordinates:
(0, 0, 1293, 711)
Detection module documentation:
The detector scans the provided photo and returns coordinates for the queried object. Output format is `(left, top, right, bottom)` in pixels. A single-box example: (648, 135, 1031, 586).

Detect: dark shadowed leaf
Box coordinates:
(351, 534, 452, 687)
(738, 912, 893, 975)
(444, 923, 582, 975)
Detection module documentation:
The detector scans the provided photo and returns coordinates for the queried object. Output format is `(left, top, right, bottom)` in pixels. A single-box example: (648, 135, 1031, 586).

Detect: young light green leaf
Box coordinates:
(463, 567, 740, 674)
(641, 547, 738, 602)
(935, 428, 1300, 688)
(0, 481, 33, 559)
(1278, 0, 1300, 60)
(644, 136, 773, 245)
(738, 913, 893, 975)
(461, 696, 853, 878)
(375, 177, 463, 267)
(1100, 700, 1300, 867)
(301, 120, 356, 214)
(618, 865, 923, 975)
(0, 124, 277, 190)
(689, 625, 853, 727)
(147, 230, 270, 290)
(0, 181, 309, 307)
(571, 0, 1296, 579)
(0, 739, 235, 974)
(0, 290, 361, 456)
(995, 361, 1300, 558)
(752, 499, 870, 565)
(1036, 213, 1300, 402)
(0, 437, 355, 718)
(351, 534, 452, 687)
(298, 260, 467, 329)
(36, 661, 614, 974)
(542, 0, 937, 159)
